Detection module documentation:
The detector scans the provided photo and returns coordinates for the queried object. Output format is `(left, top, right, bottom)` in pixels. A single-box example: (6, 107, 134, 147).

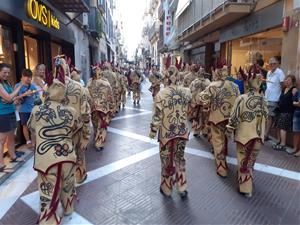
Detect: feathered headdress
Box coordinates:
(240, 64, 262, 91)
(164, 54, 171, 70)
(211, 59, 230, 80)
(175, 57, 182, 71)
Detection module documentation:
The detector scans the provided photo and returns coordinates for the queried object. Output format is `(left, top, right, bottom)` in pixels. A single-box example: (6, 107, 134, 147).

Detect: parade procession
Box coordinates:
(0, 0, 300, 225)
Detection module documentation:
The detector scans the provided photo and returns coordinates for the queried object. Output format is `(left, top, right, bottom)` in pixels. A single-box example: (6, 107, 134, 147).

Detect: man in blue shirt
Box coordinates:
(16, 69, 39, 147)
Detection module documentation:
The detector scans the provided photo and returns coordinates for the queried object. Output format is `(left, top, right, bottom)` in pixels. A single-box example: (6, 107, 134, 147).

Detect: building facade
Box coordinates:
(176, 0, 300, 78)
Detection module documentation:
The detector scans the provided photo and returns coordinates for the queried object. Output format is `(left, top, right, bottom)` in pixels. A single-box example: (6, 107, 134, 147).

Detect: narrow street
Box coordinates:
(0, 81, 299, 225)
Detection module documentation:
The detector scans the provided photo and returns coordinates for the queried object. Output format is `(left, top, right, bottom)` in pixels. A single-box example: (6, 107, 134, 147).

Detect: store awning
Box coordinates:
(51, 0, 89, 12)
(175, 0, 191, 20)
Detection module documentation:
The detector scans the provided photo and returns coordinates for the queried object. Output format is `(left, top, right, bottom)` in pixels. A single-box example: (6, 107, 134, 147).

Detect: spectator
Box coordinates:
(32, 64, 46, 97)
(15, 69, 39, 148)
(256, 59, 268, 94)
(264, 57, 285, 141)
(273, 75, 297, 151)
(292, 79, 300, 157)
(234, 69, 245, 95)
(0, 63, 26, 172)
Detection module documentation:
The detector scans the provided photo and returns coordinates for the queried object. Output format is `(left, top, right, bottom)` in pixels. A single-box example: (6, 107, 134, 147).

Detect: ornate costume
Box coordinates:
(183, 64, 198, 88)
(119, 72, 128, 107)
(102, 63, 118, 116)
(148, 70, 161, 98)
(87, 66, 115, 151)
(227, 67, 268, 197)
(190, 68, 211, 137)
(178, 64, 190, 86)
(197, 66, 240, 177)
(54, 56, 91, 184)
(130, 70, 142, 104)
(149, 66, 191, 198)
(28, 70, 78, 225)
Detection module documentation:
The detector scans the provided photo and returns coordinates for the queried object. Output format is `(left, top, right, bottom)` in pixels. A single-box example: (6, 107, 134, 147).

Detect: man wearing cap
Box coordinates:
(264, 57, 285, 141)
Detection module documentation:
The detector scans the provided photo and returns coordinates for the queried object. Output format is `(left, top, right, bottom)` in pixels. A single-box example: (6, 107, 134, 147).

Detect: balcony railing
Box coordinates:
(177, 0, 255, 41)
(50, 0, 89, 12)
(97, 0, 105, 13)
(158, 2, 164, 20)
(88, 7, 103, 38)
(148, 21, 160, 41)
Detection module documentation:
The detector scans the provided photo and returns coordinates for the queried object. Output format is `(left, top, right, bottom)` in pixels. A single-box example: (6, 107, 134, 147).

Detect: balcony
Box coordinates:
(158, 3, 164, 20)
(168, 0, 179, 11)
(97, 0, 106, 13)
(148, 21, 160, 42)
(88, 7, 103, 38)
(177, 0, 254, 42)
(50, 0, 89, 12)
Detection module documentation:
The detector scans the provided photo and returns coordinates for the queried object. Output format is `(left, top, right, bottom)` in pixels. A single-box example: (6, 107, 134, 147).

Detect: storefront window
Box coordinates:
(24, 36, 39, 71)
(51, 42, 62, 58)
(231, 28, 283, 75)
(190, 46, 205, 65)
(0, 25, 16, 84)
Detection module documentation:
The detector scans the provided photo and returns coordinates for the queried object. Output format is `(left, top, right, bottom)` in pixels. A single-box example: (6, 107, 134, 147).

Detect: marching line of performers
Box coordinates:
(5, 52, 281, 224)
(23, 54, 145, 224)
(148, 60, 269, 200)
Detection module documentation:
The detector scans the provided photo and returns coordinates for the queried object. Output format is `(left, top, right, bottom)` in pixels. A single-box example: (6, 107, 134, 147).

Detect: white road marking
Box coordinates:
(112, 111, 152, 121)
(21, 191, 93, 225)
(0, 157, 36, 219)
(123, 107, 152, 113)
(2, 116, 299, 221)
(107, 127, 300, 182)
(20, 147, 158, 224)
(77, 146, 158, 186)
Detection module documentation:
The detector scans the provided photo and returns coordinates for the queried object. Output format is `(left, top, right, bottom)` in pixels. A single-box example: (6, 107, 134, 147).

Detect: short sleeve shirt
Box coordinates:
(16, 83, 38, 113)
(265, 68, 285, 102)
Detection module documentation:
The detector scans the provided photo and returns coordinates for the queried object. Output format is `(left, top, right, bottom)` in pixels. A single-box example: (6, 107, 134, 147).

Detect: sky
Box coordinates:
(116, 0, 147, 60)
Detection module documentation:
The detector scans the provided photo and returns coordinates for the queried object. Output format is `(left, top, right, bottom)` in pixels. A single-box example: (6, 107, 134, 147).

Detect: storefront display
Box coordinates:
(0, 25, 16, 84)
(230, 28, 283, 75)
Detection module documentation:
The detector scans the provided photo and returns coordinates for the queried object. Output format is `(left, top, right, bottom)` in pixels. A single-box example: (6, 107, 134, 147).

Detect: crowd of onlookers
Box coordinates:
(0, 57, 299, 173)
(262, 57, 300, 156)
(0, 63, 46, 172)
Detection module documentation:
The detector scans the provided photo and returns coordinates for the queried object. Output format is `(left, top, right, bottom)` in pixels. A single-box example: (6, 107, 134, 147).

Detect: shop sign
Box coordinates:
(165, 10, 171, 37)
(26, 0, 60, 30)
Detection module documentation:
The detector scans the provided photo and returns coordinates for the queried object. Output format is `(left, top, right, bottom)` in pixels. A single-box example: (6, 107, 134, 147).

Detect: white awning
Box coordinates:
(175, 0, 192, 20)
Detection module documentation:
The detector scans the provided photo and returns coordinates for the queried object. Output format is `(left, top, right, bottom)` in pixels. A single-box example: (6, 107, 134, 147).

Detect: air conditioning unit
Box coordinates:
(294, 0, 300, 10)
(82, 13, 88, 26)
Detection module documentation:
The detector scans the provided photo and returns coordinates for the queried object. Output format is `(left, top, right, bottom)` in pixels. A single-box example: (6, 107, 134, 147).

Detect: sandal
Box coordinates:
(272, 142, 281, 149)
(293, 151, 300, 157)
(285, 148, 297, 155)
(0, 165, 6, 172)
(10, 157, 24, 163)
(274, 144, 286, 151)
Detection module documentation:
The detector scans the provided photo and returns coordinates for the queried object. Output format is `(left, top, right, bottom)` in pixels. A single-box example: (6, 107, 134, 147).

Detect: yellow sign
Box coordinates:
(26, 0, 60, 30)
